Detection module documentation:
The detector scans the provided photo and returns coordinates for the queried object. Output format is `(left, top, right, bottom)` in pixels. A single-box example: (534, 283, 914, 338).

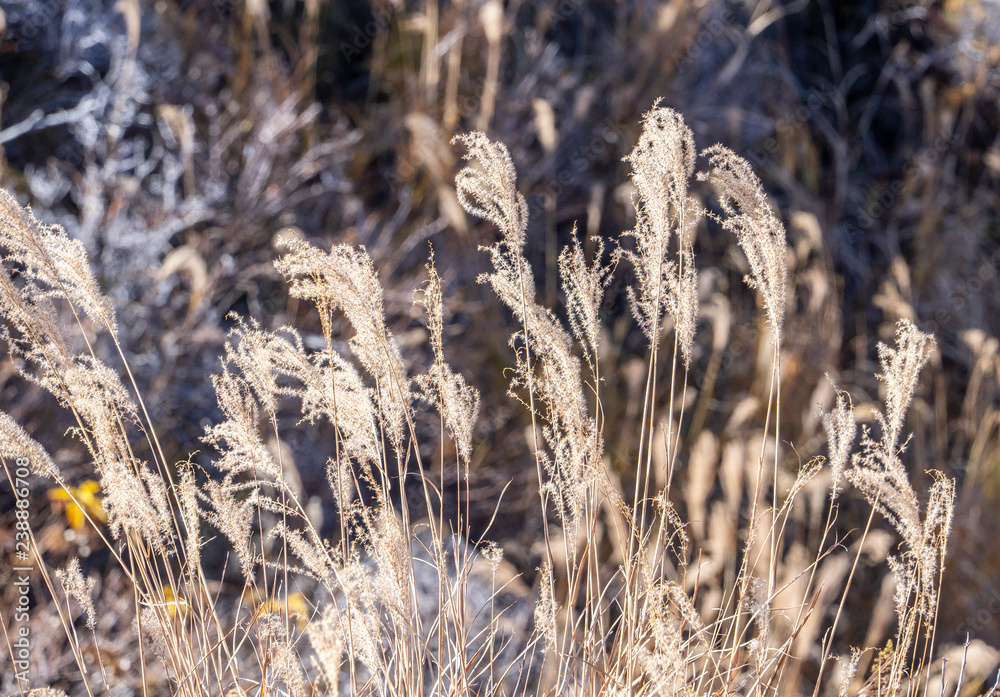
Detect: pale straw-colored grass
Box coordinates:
(0, 104, 958, 697)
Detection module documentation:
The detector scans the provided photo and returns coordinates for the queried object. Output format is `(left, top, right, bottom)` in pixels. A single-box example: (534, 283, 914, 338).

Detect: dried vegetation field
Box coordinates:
(1, 1, 999, 695)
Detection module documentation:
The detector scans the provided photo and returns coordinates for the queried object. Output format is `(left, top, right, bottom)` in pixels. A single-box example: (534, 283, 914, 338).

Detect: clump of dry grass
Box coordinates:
(455, 131, 604, 548)
(1, 103, 962, 697)
(842, 320, 954, 695)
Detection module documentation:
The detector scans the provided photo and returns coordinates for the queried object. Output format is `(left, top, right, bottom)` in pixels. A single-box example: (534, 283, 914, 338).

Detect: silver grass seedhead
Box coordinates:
(846, 322, 936, 559)
(918, 471, 955, 614)
(63, 356, 139, 455)
(204, 479, 259, 579)
(0, 262, 70, 371)
(876, 319, 935, 452)
(0, 411, 59, 478)
(212, 317, 381, 510)
(0, 189, 117, 336)
(669, 252, 699, 367)
(178, 465, 201, 582)
(744, 576, 772, 665)
(625, 106, 697, 245)
(665, 582, 705, 640)
(45, 354, 175, 553)
(204, 366, 282, 482)
(559, 227, 611, 369)
(270, 522, 334, 582)
(56, 557, 97, 629)
(340, 598, 384, 676)
(366, 507, 412, 624)
(415, 256, 480, 466)
(846, 319, 954, 661)
(640, 589, 685, 695)
(822, 382, 857, 501)
(453, 132, 528, 249)
(275, 239, 410, 454)
(308, 609, 346, 697)
(455, 131, 602, 541)
(620, 104, 701, 363)
(700, 144, 787, 343)
(534, 559, 558, 653)
(99, 458, 174, 554)
(848, 437, 922, 549)
(137, 605, 172, 666)
(838, 648, 864, 697)
(257, 612, 308, 697)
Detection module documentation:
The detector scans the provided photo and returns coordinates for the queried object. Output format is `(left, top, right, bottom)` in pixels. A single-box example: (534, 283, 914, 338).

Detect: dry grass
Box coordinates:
(2, 2, 1000, 695)
(0, 102, 972, 697)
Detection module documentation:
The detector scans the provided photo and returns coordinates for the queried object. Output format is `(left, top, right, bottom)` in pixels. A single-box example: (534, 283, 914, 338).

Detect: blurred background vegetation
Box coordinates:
(1, 0, 999, 691)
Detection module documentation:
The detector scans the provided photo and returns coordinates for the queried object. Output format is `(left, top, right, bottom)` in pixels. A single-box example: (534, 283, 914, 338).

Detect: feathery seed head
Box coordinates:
(56, 557, 96, 629)
(204, 479, 259, 579)
(415, 256, 480, 466)
(257, 613, 308, 697)
(453, 132, 528, 248)
(456, 132, 602, 538)
(559, 227, 611, 368)
(308, 609, 346, 696)
(822, 383, 857, 500)
(620, 103, 701, 361)
(876, 319, 935, 451)
(534, 559, 558, 652)
(99, 459, 174, 553)
(178, 465, 201, 581)
(0, 411, 59, 478)
(0, 189, 117, 335)
(700, 144, 787, 342)
(846, 318, 954, 671)
(275, 239, 410, 453)
(744, 577, 771, 665)
(204, 366, 282, 482)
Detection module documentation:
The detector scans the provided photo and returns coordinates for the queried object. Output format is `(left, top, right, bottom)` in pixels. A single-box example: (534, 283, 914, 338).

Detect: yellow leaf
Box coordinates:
(76, 480, 107, 522)
(66, 503, 85, 531)
(47, 487, 72, 502)
(47, 481, 107, 530)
